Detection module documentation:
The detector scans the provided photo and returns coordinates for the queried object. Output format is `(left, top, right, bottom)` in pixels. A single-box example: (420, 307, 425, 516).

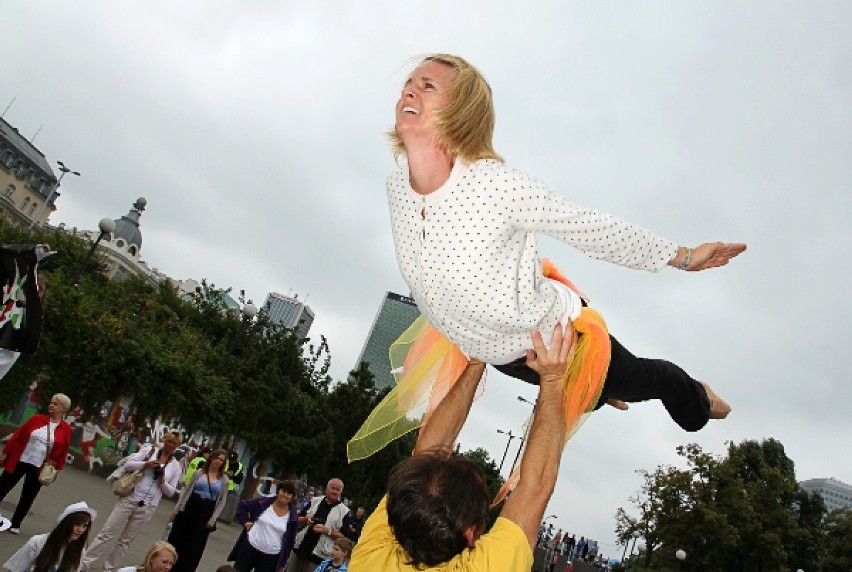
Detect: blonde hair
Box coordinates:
(161, 429, 183, 445)
(143, 541, 177, 572)
(390, 54, 503, 163)
(52, 394, 71, 414)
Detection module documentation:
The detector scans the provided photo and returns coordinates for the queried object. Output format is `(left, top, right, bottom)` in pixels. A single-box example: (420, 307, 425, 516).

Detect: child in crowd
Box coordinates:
(312, 538, 352, 572)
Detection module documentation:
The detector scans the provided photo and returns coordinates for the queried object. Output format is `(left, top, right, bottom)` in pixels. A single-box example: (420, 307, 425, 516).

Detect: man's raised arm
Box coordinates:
(501, 324, 573, 547)
(413, 359, 486, 458)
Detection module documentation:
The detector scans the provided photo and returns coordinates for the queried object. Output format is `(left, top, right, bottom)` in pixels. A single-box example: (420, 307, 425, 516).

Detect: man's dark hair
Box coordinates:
(387, 453, 489, 567)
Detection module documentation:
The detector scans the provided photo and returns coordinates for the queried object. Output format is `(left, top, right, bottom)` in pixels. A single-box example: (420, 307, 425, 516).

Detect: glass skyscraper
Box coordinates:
(355, 291, 421, 390)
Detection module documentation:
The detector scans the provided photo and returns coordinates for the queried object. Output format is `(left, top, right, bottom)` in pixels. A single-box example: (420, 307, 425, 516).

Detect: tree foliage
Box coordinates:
(0, 221, 412, 503)
(616, 439, 836, 571)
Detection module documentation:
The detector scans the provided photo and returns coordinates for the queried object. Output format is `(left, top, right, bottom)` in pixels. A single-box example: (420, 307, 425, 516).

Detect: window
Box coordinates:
(2, 184, 14, 198)
(28, 202, 38, 215)
(20, 197, 30, 210)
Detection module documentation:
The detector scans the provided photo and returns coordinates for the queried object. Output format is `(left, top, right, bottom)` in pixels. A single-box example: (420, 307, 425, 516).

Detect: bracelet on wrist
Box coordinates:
(678, 247, 692, 270)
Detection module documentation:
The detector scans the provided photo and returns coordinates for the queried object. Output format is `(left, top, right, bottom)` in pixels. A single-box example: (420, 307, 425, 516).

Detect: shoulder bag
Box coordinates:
(112, 446, 156, 497)
(38, 422, 58, 486)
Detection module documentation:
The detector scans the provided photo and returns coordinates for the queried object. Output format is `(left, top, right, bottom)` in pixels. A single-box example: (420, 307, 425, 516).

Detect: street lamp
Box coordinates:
(71, 217, 115, 285)
(226, 302, 258, 354)
(509, 395, 536, 470)
(623, 530, 641, 570)
(675, 549, 687, 571)
(218, 302, 257, 374)
(496, 429, 518, 473)
(29, 160, 80, 230)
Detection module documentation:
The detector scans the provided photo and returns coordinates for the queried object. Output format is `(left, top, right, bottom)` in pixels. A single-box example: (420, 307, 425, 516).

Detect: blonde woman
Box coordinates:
(115, 541, 177, 572)
(378, 53, 743, 442)
(168, 449, 229, 572)
(83, 430, 182, 572)
(0, 394, 72, 533)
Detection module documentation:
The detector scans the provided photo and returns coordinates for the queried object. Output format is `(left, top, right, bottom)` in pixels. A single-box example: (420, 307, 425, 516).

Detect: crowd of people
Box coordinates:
(1, 394, 360, 572)
(537, 524, 609, 570)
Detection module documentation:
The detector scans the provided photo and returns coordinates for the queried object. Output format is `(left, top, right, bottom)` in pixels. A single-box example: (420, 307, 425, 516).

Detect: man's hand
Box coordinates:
(526, 322, 575, 382)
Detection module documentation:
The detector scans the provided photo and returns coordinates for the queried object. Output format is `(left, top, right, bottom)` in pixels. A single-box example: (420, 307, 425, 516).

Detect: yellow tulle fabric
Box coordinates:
(347, 316, 472, 462)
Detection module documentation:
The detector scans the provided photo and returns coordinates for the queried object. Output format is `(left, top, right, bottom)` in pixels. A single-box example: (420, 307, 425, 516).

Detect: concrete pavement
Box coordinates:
(0, 467, 242, 570)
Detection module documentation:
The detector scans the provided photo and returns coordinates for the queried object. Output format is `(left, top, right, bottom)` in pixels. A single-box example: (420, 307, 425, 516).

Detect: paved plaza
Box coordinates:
(0, 466, 604, 571)
(0, 467, 241, 570)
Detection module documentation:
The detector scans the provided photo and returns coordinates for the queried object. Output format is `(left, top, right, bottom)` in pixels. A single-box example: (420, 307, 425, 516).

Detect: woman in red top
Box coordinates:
(0, 393, 73, 533)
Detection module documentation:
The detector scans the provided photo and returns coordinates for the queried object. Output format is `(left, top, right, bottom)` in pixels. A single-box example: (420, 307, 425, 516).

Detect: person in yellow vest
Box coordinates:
(224, 451, 244, 493)
(183, 447, 211, 486)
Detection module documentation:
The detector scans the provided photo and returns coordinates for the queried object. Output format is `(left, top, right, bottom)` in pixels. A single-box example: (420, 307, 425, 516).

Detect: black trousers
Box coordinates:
(234, 540, 279, 572)
(494, 334, 711, 432)
(0, 461, 43, 527)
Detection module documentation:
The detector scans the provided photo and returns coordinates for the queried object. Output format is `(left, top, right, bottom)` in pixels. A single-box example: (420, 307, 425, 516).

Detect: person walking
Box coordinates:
(3, 501, 96, 572)
(167, 449, 229, 572)
(82, 430, 182, 572)
(0, 394, 72, 534)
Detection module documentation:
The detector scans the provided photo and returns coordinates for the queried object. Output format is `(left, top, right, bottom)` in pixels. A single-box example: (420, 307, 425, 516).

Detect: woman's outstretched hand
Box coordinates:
(672, 242, 747, 271)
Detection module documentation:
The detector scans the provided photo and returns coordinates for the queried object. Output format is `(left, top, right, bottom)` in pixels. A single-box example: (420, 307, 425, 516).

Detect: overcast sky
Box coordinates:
(4, 0, 851, 556)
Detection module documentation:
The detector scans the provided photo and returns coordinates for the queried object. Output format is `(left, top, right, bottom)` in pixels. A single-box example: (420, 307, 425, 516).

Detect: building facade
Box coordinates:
(799, 477, 852, 512)
(0, 117, 58, 228)
(354, 291, 421, 390)
(261, 292, 315, 339)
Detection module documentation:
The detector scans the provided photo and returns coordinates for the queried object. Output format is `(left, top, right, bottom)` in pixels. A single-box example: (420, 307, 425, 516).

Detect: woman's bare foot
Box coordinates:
(606, 398, 629, 411)
(701, 382, 731, 419)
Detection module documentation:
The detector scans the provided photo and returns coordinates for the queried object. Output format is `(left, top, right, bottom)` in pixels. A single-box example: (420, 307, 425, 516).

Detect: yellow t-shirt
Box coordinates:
(349, 496, 533, 571)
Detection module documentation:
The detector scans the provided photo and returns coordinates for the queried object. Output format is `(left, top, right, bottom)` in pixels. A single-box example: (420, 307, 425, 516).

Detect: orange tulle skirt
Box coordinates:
(347, 259, 610, 505)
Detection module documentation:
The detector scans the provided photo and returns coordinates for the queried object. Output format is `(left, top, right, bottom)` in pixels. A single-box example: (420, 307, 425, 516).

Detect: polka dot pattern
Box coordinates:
(387, 159, 678, 363)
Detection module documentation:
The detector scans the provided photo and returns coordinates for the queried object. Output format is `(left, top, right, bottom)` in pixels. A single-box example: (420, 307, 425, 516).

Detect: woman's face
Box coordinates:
(395, 60, 455, 144)
(68, 518, 90, 542)
(276, 489, 294, 505)
(149, 551, 176, 572)
(48, 396, 67, 417)
(210, 454, 226, 469)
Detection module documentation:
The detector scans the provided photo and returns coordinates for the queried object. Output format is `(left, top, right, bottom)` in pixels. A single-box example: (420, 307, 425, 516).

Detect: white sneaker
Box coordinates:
(0, 517, 10, 532)
(8, 527, 20, 534)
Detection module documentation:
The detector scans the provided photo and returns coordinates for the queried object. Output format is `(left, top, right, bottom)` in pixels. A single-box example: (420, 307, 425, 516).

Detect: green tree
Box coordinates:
(458, 447, 504, 527)
(821, 508, 852, 571)
(617, 439, 825, 571)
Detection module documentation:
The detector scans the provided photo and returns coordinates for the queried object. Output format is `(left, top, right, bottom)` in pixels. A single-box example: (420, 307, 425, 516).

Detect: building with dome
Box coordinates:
(65, 197, 243, 313)
(71, 197, 166, 285)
